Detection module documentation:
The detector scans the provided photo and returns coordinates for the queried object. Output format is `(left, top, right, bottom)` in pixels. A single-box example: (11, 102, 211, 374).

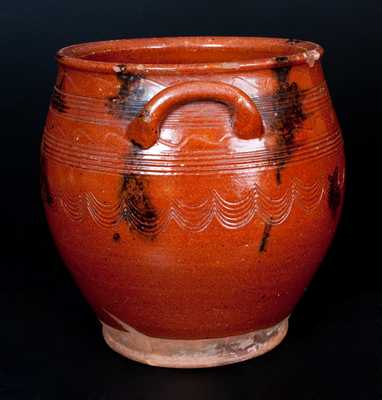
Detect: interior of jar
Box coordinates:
(82, 44, 299, 65)
(58, 37, 322, 72)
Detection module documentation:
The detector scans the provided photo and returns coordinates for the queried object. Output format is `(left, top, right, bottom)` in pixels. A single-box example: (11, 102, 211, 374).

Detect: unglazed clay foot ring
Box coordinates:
(102, 317, 289, 368)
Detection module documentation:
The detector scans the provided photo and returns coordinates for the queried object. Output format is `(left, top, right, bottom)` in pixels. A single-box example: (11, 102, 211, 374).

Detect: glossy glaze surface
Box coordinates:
(41, 37, 344, 340)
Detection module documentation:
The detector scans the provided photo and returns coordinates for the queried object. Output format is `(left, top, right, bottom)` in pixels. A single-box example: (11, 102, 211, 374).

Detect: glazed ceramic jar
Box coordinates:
(41, 37, 345, 368)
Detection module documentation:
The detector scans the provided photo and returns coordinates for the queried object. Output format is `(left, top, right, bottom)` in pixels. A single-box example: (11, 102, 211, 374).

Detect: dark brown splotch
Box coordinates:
(51, 73, 67, 113)
(274, 56, 289, 63)
(108, 64, 145, 119)
(40, 156, 53, 206)
(328, 166, 341, 216)
(112, 232, 121, 242)
(271, 66, 306, 184)
(120, 144, 158, 239)
(259, 222, 272, 252)
(286, 38, 303, 44)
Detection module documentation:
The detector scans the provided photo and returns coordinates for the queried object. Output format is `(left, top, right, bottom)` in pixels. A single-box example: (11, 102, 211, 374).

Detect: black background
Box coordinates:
(1, 0, 381, 399)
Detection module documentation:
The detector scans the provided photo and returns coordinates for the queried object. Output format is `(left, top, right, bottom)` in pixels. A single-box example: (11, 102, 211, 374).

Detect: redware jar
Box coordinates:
(41, 37, 345, 368)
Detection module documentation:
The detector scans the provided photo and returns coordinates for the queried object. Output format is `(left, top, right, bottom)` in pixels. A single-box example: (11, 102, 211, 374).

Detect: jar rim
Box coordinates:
(56, 36, 323, 75)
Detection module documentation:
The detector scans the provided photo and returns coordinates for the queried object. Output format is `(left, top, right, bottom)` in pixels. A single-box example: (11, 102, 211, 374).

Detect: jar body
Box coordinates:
(41, 37, 344, 366)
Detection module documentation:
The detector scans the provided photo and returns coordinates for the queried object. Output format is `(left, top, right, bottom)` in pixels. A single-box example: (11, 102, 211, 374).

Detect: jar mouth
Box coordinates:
(57, 36, 323, 74)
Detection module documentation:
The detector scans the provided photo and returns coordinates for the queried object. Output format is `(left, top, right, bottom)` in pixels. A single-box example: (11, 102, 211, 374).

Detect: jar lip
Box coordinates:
(56, 36, 324, 75)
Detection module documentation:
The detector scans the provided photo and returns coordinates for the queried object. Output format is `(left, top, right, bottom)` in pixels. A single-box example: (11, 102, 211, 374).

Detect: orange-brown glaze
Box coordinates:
(42, 37, 344, 339)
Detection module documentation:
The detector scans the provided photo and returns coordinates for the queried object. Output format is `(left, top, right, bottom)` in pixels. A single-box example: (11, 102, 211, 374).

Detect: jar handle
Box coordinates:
(127, 81, 264, 149)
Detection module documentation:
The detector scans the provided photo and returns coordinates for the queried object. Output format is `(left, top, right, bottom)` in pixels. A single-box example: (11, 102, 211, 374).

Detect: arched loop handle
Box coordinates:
(127, 81, 264, 149)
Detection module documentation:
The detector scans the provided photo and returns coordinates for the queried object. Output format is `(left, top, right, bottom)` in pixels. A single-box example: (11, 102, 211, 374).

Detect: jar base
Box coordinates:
(101, 317, 289, 368)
